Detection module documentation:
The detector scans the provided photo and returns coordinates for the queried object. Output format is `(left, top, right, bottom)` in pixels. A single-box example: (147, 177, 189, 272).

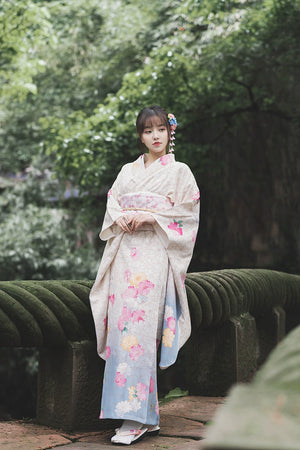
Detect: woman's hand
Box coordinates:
(115, 215, 133, 233)
(128, 213, 155, 232)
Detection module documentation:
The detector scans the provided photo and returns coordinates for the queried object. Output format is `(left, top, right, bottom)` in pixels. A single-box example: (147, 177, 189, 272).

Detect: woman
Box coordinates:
(90, 105, 200, 445)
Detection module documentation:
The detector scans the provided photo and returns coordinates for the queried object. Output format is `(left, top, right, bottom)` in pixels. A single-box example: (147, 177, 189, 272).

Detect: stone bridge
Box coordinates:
(0, 269, 299, 430)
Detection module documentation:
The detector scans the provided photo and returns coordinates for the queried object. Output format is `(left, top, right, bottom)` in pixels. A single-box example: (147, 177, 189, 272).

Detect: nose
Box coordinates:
(153, 129, 159, 139)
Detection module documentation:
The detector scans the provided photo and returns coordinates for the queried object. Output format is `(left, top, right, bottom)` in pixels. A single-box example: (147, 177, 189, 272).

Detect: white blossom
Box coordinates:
(115, 401, 132, 416)
(117, 362, 131, 375)
(130, 399, 141, 412)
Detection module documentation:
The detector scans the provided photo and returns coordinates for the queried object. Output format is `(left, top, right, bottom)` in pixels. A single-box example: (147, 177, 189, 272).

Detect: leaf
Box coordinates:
(159, 387, 189, 405)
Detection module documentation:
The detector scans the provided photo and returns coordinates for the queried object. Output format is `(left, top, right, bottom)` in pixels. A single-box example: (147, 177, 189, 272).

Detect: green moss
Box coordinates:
(185, 276, 214, 326)
(210, 273, 240, 316)
(0, 306, 21, 346)
(16, 282, 83, 342)
(187, 275, 221, 325)
(198, 273, 232, 322)
(10, 282, 66, 346)
(185, 284, 202, 329)
(0, 286, 43, 346)
(39, 281, 92, 336)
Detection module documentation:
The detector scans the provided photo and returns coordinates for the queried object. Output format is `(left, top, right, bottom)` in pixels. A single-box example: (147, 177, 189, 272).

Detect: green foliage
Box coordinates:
(0, 0, 52, 100)
(0, 155, 100, 281)
(0, 203, 99, 280)
(159, 387, 189, 405)
(0, 0, 299, 280)
(41, 0, 300, 189)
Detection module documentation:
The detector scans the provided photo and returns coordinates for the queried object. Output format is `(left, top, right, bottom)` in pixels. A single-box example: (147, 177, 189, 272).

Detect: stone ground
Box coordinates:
(0, 396, 224, 450)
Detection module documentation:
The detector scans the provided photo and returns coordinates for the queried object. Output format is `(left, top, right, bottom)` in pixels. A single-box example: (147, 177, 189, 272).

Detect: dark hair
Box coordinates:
(136, 106, 170, 147)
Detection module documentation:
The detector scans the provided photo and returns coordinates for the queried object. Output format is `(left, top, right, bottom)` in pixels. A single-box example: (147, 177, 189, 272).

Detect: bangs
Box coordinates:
(143, 115, 166, 130)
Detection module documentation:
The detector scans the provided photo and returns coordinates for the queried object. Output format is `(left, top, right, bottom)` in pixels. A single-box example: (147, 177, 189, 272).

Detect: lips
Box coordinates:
(153, 142, 161, 146)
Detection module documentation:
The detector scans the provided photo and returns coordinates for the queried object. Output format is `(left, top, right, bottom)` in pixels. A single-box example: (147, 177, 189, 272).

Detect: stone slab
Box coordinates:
(0, 421, 72, 449)
(160, 414, 206, 439)
(0, 396, 223, 449)
(56, 435, 204, 449)
(160, 396, 225, 422)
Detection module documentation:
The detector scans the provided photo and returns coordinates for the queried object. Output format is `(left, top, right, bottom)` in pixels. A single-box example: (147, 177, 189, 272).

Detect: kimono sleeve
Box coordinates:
(152, 164, 200, 273)
(99, 167, 126, 241)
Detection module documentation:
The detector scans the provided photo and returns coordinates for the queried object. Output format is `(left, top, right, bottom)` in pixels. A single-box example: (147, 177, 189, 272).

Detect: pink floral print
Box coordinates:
(118, 306, 132, 332)
(115, 371, 127, 387)
(105, 346, 111, 359)
(128, 382, 148, 403)
(149, 376, 155, 393)
(120, 335, 144, 361)
(124, 269, 131, 282)
(122, 285, 138, 299)
(136, 382, 147, 401)
(130, 247, 140, 259)
(193, 190, 200, 202)
(109, 294, 115, 305)
(137, 279, 155, 296)
(167, 316, 176, 334)
(131, 309, 146, 323)
(168, 219, 183, 235)
(122, 271, 155, 301)
(160, 154, 173, 166)
(118, 306, 146, 331)
(120, 192, 172, 211)
(129, 344, 144, 361)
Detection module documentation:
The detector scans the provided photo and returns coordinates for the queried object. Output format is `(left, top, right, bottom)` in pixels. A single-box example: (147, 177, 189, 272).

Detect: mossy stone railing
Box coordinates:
(180, 269, 300, 397)
(186, 269, 299, 329)
(0, 269, 300, 431)
(1, 270, 299, 348)
(0, 280, 94, 347)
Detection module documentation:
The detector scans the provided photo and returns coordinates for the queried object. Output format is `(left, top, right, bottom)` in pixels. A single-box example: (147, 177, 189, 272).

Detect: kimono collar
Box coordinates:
(136, 153, 175, 170)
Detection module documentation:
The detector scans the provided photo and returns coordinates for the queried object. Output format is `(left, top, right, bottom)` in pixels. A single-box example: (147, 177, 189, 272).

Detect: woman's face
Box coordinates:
(141, 116, 169, 158)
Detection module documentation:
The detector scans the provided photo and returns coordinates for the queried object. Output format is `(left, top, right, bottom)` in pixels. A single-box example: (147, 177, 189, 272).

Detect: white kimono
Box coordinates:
(90, 153, 200, 425)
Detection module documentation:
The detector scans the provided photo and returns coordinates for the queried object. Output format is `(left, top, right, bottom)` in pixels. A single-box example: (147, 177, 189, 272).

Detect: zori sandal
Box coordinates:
(111, 426, 148, 445)
(115, 424, 160, 436)
(146, 424, 160, 435)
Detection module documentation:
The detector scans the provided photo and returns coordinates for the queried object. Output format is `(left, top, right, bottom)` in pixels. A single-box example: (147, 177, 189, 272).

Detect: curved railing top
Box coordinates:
(0, 269, 299, 347)
(186, 269, 300, 329)
(0, 280, 94, 348)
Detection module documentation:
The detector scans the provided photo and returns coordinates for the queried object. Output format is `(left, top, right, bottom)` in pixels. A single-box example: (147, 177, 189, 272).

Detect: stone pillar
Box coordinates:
(37, 340, 108, 431)
(183, 313, 257, 396)
(255, 306, 286, 366)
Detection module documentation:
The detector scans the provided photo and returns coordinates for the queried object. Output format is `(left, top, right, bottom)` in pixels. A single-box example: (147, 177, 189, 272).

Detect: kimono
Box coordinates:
(90, 153, 200, 425)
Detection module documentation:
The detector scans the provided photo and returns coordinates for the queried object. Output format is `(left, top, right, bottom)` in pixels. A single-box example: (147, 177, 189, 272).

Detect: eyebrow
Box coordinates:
(144, 123, 165, 129)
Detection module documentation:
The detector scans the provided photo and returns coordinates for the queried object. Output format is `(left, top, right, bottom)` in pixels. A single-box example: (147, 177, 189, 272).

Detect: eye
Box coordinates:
(159, 127, 166, 132)
(144, 129, 152, 134)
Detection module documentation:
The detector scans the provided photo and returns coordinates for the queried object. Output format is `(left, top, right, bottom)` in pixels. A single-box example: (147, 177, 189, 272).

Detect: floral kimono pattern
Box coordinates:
(90, 153, 200, 425)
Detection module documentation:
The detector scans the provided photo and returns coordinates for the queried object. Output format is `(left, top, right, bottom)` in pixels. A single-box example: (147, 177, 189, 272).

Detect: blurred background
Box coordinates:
(0, 0, 299, 419)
